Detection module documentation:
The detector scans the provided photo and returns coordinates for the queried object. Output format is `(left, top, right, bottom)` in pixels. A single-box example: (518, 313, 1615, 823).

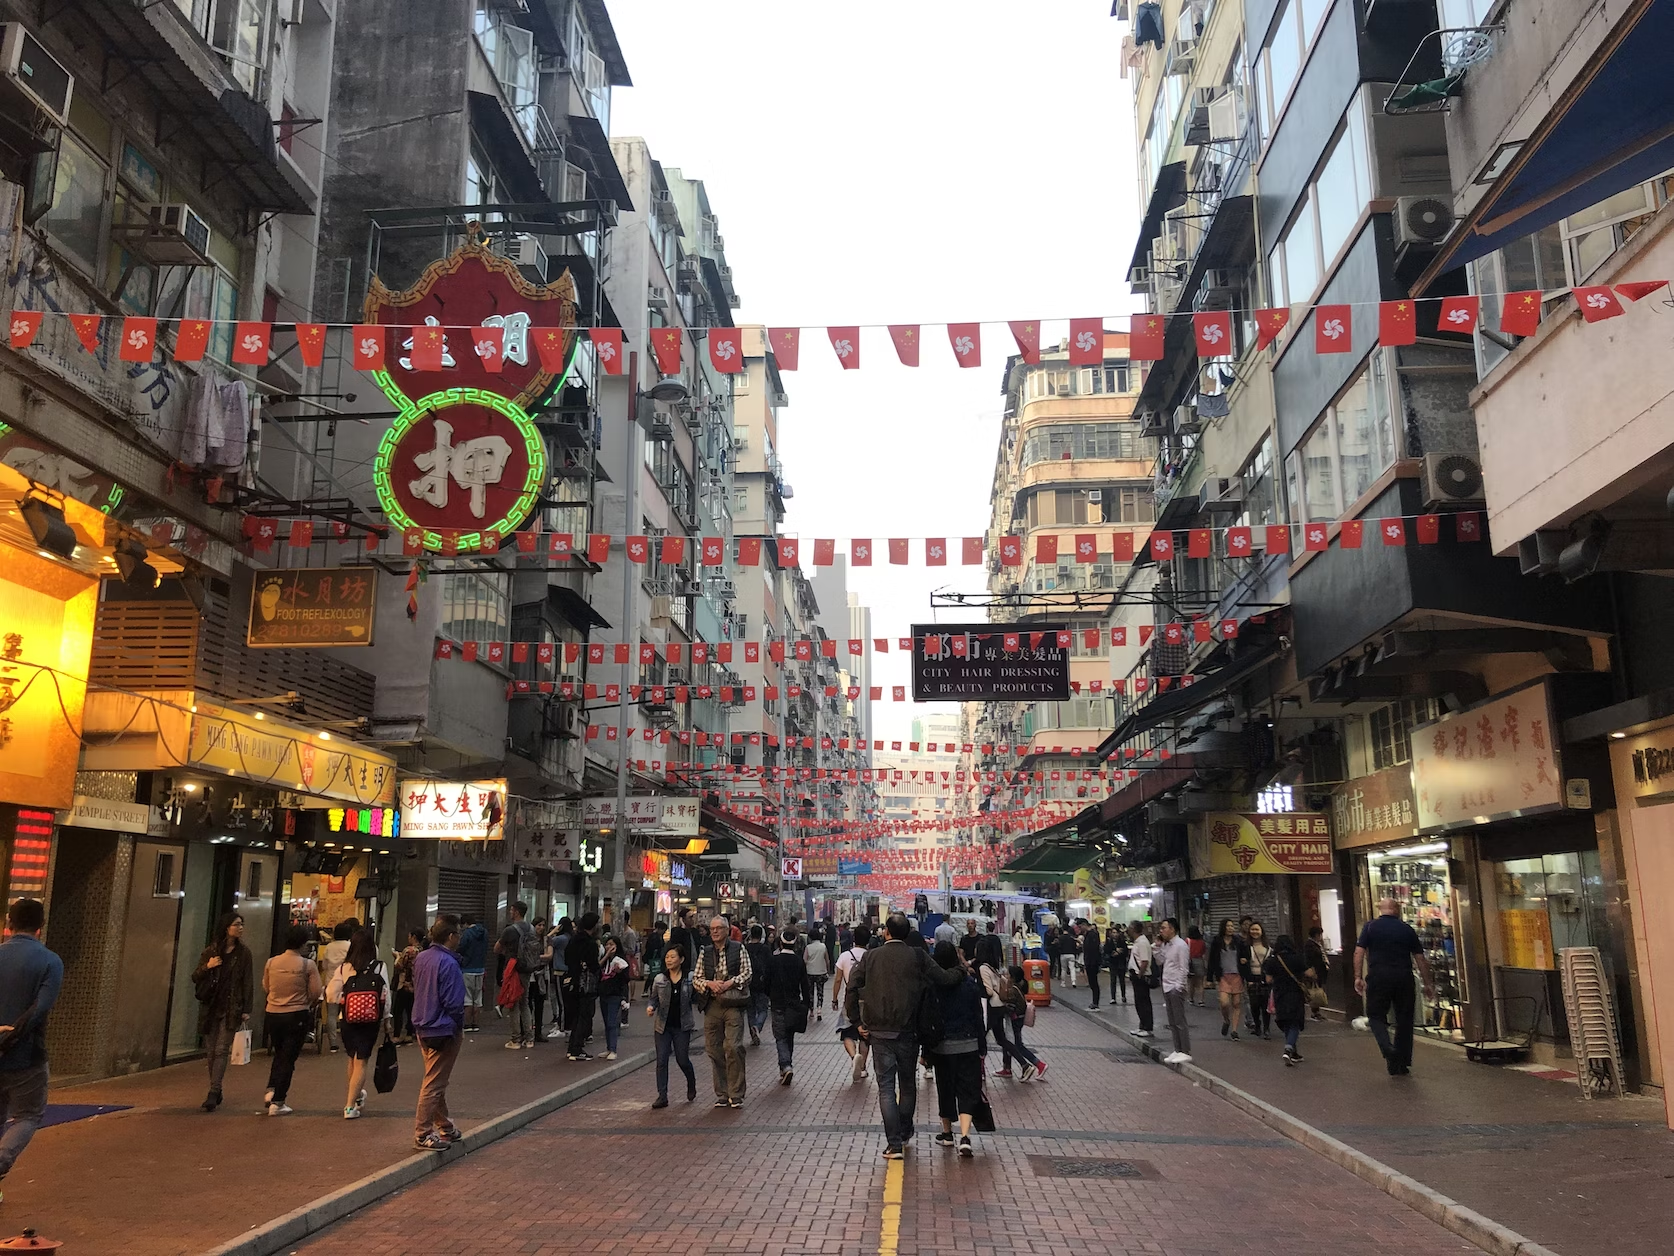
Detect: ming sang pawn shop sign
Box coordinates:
(367, 235, 578, 553)
(911, 622, 1070, 702)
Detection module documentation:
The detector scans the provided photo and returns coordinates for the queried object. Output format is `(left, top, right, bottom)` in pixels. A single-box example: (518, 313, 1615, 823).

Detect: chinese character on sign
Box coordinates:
(1477, 714, 1497, 759)
(1500, 705, 1520, 752)
(0, 633, 23, 714)
(408, 419, 512, 519)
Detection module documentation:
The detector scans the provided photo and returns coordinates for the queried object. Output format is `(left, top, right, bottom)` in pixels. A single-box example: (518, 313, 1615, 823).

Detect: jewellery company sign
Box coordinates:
(366, 237, 578, 553)
(910, 623, 1070, 702)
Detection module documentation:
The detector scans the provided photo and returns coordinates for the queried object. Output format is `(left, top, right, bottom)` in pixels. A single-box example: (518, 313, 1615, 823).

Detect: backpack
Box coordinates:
(341, 963, 385, 1025)
(514, 922, 541, 975)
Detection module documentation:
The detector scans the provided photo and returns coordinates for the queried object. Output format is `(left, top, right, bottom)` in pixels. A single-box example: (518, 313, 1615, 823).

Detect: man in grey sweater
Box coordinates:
(844, 913, 965, 1159)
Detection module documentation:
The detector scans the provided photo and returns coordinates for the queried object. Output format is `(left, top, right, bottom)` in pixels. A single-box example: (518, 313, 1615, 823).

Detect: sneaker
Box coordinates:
(1033, 1058, 1047, 1080)
(414, 1132, 450, 1151)
(505, 1039, 524, 1049)
(441, 1126, 464, 1142)
(996, 1069, 1013, 1078)
(344, 1106, 362, 1119)
(329, 1045, 340, 1054)
(604, 1051, 618, 1060)
(1230, 1031, 1240, 1042)
(882, 1147, 904, 1160)
(267, 1103, 292, 1117)
(357, 1089, 367, 1108)
(934, 1131, 955, 1148)
(958, 1136, 973, 1158)
(780, 1069, 792, 1086)
(1282, 1051, 1296, 1067)
(570, 1052, 593, 1062)
(546, 1028, 562, 1040)
(464, 1025, 479, 1034)
(816, 1013, 822, 1021)
(728, 1098, 743, 1108)
(1164, 1051, 1193, 1064)
(1134, 1030, 1154, 1039)
(1290, 1049, 1305, 1062)
(714, 1098, 732, 1108)
(652, 1097, 669, 1109)
(1018, 1064, 1036, 1082)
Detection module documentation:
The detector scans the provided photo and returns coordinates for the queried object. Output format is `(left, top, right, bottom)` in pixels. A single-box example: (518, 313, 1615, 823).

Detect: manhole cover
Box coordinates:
(1103, 1049, 1148, 1063)
(1027, 1156, 1158, 1180)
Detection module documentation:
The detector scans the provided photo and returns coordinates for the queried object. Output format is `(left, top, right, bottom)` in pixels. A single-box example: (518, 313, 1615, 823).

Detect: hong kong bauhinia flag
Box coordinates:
(589, 328, 625, 374)
(1314, 305, 1351, 354)
(1437, 295, 1479, 332)
(947, 323, 981, 367)
(1069, 318, 1104, 365)
(1192, 312, 1231, 357)
(708, 327, 743, 373)
(352, 324, 384, 370)
(829, 326, 860, 369)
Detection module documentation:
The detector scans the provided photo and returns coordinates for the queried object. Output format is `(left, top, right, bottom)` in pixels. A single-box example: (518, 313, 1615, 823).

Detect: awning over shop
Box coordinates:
(548, 585, 611, 632)
(1128, 162, 1188, 276)
(1102, 641, 1283, 748)
(1415, 0, 1674, 290)
(1000, 843, 1099, 877)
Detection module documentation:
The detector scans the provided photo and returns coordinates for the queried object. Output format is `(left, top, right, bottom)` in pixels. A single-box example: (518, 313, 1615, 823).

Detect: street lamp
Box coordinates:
(608, 355, 691, 925)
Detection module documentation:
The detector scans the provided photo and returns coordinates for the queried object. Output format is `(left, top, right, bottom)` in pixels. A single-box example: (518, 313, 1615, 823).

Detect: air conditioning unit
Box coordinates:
(772, 390, 789, 407)
(714, 578, 737, 598)
(1421, 453, 1485, 506)
(108, 203, 213, 266)
(507, 233, 548, 282)
(559, 672, 584, 689)
(549, 702, 582, 739)
(731, 433, 748, 451)
(1199, 267, 1240, 305)
(1208, 89, 1240, 142)
(1087, 489, 1103, 503)
(1199, 476, 1244, 513)
(650, 595, 674, 621)
(714, 235, 726, 251)
(677, 257, 702, 286)
(1, 24, 73, 126)
(647, 285, 668, 311)
(1394, 195, 1456, 250)
(649, 417, 673, 441)
(1167, 37, 1197, 75)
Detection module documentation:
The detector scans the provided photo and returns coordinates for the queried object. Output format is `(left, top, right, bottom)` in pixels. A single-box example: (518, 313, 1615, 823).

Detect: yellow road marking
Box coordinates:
(878, 1157, 904, 1256)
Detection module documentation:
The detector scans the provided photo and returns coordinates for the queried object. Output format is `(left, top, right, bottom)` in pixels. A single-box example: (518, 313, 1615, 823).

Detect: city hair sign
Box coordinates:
(366, 235, 577, 552)
(910, 622, 1070, 702)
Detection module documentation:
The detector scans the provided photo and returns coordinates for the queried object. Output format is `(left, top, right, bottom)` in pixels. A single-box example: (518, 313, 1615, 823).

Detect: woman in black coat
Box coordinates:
(192, 911, 253, 1112)
(928, 941, 988, 1157)
(1263, 935, 1317, 1064)
(1205, 919, 1253, 1041)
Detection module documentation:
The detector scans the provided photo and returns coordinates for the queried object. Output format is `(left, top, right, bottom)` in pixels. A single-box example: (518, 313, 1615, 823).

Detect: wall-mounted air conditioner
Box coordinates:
(1, 24, 72, 126)
(1420, 453, 1484, 507)
(1394, 195, 1456, 250)
(109, 203, 213, 267)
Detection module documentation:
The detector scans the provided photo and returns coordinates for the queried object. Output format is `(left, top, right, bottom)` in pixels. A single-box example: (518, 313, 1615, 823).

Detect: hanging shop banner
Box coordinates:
(1411, 680, 1562, 833)
(366, 235, 577, 552)
(247, 567, 377, 647)
(911, 622, 1070, 702)
(0, 558, 98, 810)
(1330, 763, 1419, 850)
(398, 778, 507, 840)
(804, 853, 839, 884)
(582, 795, 700, 836)
(838, 858, 873, 876)
(188, 702, 397, 806)
(1207, 813, 1333, 874)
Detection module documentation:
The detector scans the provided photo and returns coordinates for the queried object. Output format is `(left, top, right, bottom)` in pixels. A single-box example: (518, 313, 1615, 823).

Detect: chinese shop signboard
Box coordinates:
(0, 561, 97, 810)
(582, 795, 700, 836)
(911, 622, 1070, 702)
(1411, 680, 1562, 833)
(398, 778, 508, 840)
(1207, 813, 1334, 874)
(366, 237, 577, 552)
(248, 567, 377, 647)
(1331, 763, 1419, 850)
(189, 703, 397, 807)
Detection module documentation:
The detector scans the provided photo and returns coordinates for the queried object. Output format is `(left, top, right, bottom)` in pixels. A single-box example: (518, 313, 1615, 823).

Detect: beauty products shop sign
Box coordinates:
(1207, 813, 1334, 874)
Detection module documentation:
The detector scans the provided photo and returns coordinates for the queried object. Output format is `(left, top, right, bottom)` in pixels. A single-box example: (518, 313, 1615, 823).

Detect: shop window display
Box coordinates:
(1493, 851, 1608, 972)
(1367, 843, 1464, 1035)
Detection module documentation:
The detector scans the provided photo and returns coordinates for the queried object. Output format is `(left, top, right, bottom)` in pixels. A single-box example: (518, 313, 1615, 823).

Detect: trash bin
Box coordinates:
(1023, 958, 1052, 1006)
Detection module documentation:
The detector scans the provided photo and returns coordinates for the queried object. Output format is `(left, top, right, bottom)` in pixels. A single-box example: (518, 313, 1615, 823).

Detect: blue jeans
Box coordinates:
(655, 1027, 696, 1100)
(1284, 1022, 1302, 1052)
(0, 1062, 48, 1179)
(749, 992, 770, 1035)
(869, 1034, 920, 1149)
(602, 994, 622, 1053)
(1008, 1019, 1041, 1070)
(771, 1006, 800, 1070)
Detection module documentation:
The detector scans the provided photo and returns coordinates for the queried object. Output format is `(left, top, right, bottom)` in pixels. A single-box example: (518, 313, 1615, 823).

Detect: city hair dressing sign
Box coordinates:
(910, 623, 1070, 702)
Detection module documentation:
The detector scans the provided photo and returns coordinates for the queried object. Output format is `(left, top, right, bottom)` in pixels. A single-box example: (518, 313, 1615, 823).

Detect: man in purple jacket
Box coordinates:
(411, 918, 466, 1150)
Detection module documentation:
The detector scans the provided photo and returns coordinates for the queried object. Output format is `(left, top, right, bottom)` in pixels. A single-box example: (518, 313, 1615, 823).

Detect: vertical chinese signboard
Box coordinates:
(366, 234, 578, 553)
(1410, 680, 1562, 833)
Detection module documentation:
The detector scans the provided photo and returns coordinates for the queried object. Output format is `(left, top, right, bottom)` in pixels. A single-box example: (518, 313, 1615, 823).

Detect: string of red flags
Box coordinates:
(7, 280, 1667, 371)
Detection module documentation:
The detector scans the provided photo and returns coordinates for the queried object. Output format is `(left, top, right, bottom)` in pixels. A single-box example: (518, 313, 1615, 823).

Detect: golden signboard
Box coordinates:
(0, 556, 97, 809)
(248, 567, 377, 647)
(187, 702, 396, 806)
(1499, 908, 1554, 970)
(1207, 812, 1334, 875)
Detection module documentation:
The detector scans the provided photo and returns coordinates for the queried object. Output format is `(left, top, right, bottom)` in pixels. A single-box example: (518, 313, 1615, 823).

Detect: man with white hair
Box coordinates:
(1353, 898, 1434, 1076)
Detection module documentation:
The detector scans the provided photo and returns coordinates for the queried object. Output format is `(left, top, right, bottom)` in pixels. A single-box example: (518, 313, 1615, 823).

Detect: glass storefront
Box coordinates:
(1493, 851, 1608, 964)
(1365, 842, 1466, 1036)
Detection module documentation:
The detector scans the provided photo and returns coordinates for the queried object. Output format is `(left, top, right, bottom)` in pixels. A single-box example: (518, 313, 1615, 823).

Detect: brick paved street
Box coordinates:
(5, 1014, 646, 1254)
(293, 1005, 1478, 1256)
(1074, 979, 1674, 1256)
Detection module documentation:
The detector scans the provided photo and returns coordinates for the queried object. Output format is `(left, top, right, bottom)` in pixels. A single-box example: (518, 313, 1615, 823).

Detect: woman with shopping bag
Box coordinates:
(326, 928, 392, 1119)
(192, 912, 253, 1112)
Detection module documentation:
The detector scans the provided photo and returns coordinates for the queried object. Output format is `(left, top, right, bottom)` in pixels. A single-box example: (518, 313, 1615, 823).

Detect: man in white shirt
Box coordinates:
(1127, 922, 1155, 1038)
(1157, 917, 1192, 1063)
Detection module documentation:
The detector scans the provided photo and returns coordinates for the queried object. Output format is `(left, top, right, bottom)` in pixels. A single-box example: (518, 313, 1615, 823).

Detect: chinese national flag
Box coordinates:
(1069, 318, 1104, 365)
(1193, 621, 1212, 642)
(118, 317, 158, 362)
(1036, 535, 1058, 564)
(1129, 313, 1165, 361)
(1008, 320, 1041, 363)
(925, 538, 947, 565)
(768, 327, 800, 369)
(650, 327, 684, 374)
(1254, 307, 1290, 350)
(1187, 528, 1212, 558)
(351, 324, 384, 370)
(407, 324, 443, 371)
(829, 326, 860, 369)
(588, 328, 624, 373)
(1074, 533, 1098, 563)
(232, 321, 271, 365)
(1314, 304, 1352, 354)
(778, 538, 800, 566)
(1225, 525, 1252, 557)
(532, 326, 568, 372)
(469, 325, 502, 372)
(1150, 531, 1174, 560)
(813, 538, 835, 566)
(1192, 311, 1232, 358)
(295, 323, 326, 367)
(587, 534, 611, 564)
(1111, 531, 1135, 561)
(1499, 291, 1542, 336)
(660, 535, 685, 565)
(947, 323, 981, 367)
(875, 638, 889, 652)
(1573, 285, 1625, 322)
(1416, 514, 1441, 544)
(708, 327, 744, 373)
(1378, 300, 1417, 346)
(962, 537, 984, 564)
(1304, 522, 1328, 551)
(6, 311, 41, 348)
(888, 538, 909, 565)
(173, 319, 210, 361)
(1437, 295, 1480, 333)
(999, 536, 1022, 566)
(1339, 519, 1364, 548)
(887, 325, 918, 366)
(851, 538, 873, 566)
(1616, 280, 1669, 303)
(69, 314, 101, 354)
(1380, 517, 1406, 546)
(738, 536, 762, 566)
(288, 520, 314, 548)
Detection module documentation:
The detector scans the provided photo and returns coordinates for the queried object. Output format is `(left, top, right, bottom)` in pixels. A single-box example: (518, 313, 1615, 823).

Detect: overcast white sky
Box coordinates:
(609, 1, 1140, 740)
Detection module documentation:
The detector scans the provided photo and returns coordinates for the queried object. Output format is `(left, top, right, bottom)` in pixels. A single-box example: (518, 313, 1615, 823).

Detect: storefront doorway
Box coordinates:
(1360, 842, 1467, 1036)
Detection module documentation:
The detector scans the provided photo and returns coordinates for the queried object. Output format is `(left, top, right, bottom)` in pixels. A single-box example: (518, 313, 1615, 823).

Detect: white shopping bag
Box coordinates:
(229, 1028, 252, 1066)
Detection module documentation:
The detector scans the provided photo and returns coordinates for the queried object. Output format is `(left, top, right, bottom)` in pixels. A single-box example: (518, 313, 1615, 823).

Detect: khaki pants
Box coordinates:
(415, 1034, 462, 1138)
(703, 1003, 746, 1101)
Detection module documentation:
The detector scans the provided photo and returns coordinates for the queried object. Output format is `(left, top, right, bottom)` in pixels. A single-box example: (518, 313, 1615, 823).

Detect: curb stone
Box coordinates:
(1058, 998, 1564, 1256)
(199, 1049, 654, 1256)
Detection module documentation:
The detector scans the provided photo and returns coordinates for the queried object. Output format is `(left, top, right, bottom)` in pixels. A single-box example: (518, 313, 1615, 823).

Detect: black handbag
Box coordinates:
(373, 1037, 399, 1094)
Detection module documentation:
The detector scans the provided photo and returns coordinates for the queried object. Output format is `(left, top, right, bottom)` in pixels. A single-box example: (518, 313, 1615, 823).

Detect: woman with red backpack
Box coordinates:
(327, 928, 390, 1119)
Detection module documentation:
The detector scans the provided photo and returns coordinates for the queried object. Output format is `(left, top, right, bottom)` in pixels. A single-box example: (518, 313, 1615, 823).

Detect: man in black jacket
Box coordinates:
(1082, 921, 1104, 1008)
(844, 913, 965, 1160)
(765, 928, 813, 1085)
